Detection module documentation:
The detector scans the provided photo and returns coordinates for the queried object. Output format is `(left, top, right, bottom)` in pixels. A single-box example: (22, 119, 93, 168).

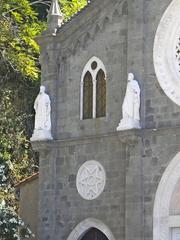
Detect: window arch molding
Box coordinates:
(80, 56, 107, 120)
(153, 151, 180, 240)
(153, 0, 180, 106)
(66, 218, 115, 240)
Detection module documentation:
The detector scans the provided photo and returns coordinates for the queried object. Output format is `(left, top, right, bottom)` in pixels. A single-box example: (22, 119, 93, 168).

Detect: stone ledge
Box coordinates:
(31, 129, 140, 151)
(31, 126, 180, 151)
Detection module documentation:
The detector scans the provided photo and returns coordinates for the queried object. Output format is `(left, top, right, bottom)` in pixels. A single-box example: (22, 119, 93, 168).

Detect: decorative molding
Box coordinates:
(153, 151, 180, 240)
(112, 9, 120, 22)
(102, 17, 110, 30)
(31, 126, 180, 151)
(154, 0, 180, 106)
(63, 1, 126, 57)
(122, 1, 128, 16)
(67, 218, 115, 240)
(169, 216, 180, 228)
(76, 160, 106, 200)
(83, 32, 91, 49)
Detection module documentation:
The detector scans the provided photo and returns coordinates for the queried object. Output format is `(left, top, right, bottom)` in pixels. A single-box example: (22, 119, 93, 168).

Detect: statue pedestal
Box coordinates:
(117, 118, 141, 131)
(30, 129, 53, 142)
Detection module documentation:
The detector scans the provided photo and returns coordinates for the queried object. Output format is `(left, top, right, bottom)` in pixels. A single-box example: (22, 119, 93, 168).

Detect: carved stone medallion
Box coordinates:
(154, 0, 180, 106)
(76, 160, 106, 200)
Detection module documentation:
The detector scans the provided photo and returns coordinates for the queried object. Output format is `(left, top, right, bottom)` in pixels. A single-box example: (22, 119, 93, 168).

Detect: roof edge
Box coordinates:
(15, 172, 39, 188)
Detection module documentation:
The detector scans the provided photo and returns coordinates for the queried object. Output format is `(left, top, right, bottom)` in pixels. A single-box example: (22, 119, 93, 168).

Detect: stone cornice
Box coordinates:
(31, 126, 180, 151)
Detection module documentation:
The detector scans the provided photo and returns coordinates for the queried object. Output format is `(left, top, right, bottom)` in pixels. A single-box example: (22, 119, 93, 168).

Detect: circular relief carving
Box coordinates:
(154, 0, 180, 105)
(76, 160, 106, 200)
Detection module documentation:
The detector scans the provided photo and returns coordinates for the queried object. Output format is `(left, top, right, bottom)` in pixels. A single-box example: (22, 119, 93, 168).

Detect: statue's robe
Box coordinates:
(34, 93, 51, 130)
(122, 80, 140, 121)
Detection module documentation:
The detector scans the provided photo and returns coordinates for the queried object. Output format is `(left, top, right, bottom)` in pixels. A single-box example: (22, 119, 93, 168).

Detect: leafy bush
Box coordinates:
(0, 201, 34, 240)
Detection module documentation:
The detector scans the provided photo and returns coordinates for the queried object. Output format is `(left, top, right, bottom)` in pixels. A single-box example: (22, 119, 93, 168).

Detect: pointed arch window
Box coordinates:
(80, 57, 107, 120)
(83, 72, 93, 119)
(96, 69, 106, 118)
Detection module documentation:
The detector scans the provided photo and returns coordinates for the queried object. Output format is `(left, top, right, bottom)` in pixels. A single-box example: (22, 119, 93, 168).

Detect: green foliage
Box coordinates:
(0, 0, 45, 80)
(29, 0, 87, 21)
(0, 0, 87, 80)
(0, 201, 34, 240)
(60, 0, 87, 20)
(0, 89, 38, 203)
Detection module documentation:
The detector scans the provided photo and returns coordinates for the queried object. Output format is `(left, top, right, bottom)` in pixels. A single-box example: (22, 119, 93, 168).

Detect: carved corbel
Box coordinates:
(117, 129, 141, 145)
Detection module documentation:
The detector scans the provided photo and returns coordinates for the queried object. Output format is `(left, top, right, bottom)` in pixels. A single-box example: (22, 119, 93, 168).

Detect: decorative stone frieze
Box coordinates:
(58, 0, 126, 57)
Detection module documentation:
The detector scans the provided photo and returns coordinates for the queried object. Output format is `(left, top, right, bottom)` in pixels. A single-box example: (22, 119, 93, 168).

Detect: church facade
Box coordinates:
(30, 0, 180, 240)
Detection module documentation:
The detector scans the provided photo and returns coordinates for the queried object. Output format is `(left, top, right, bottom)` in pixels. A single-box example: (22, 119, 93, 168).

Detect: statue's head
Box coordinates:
(40, 85, 46, 93)
(128, 73, 134, 82)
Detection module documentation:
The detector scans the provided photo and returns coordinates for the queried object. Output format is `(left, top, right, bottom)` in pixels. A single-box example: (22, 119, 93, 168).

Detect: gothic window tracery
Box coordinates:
(80, 57, 107, 120)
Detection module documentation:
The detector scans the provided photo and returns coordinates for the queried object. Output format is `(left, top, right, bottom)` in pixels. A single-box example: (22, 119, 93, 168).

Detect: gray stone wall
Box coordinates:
(38, 0, 128, 139)
(35, 134, 125, 240)
(34, 128, 180, 240)
(39, 0, 180, 138)
(18, 178, 39, 240)
(56, 7, 127, 138)
(33, 0, 180, 240)
(143, 0, 180, 129)
(141, 128, 180, 240)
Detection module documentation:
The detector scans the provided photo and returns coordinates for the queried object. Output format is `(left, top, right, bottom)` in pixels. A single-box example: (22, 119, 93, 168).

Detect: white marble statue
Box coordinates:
(117, 73, 141, 131)
(31, 86, 53, 141)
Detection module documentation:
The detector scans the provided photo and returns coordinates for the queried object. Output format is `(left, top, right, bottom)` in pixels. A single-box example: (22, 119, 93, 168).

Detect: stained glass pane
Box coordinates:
(83, 71, 93, 119)
(96, 69, 106, 118)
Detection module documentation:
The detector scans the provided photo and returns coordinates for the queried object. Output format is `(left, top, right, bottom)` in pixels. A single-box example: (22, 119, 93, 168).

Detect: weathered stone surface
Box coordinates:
(31, 0, 180, 240)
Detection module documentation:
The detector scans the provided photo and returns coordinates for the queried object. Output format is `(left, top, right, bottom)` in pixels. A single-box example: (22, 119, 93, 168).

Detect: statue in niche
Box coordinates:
(117, 73, 141, 131)
(31, 86, 53, 141)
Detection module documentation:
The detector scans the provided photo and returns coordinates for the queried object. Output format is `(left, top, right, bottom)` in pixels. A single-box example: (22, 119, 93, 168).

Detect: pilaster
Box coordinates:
(126, 1, 145, 239)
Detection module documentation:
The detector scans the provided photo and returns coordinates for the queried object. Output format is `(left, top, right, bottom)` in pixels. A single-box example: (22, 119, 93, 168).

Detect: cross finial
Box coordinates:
(47, 0, 64, 33)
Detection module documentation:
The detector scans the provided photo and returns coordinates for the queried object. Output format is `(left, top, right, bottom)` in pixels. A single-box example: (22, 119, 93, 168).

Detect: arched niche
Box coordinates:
(153, 152, 180, 240)
(67, 218, 115, 240)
